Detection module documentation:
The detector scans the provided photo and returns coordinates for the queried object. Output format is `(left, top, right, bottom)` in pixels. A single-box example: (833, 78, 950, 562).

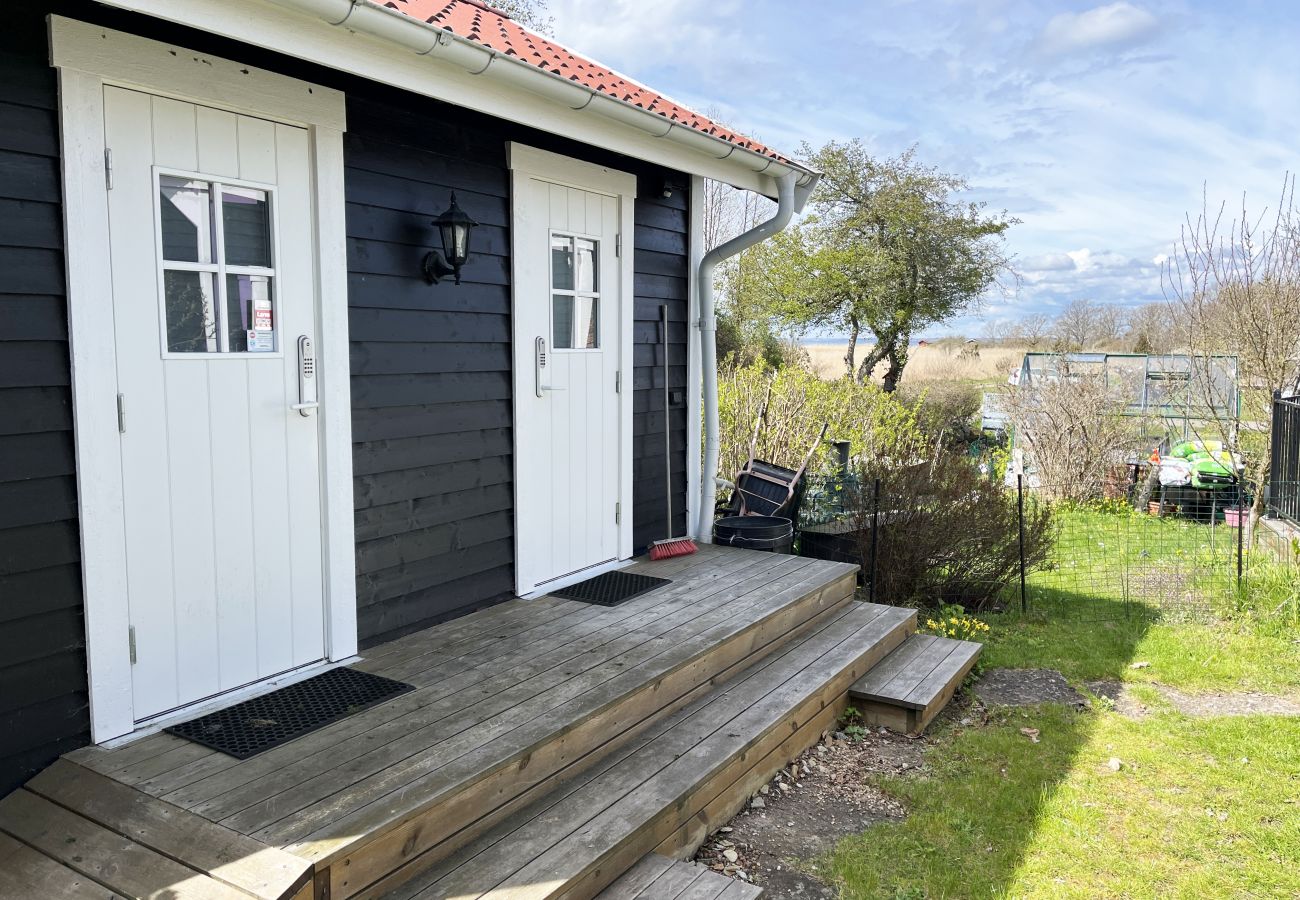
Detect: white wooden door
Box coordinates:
(514, 177, 624, 592)
(104, 87, 326, 721)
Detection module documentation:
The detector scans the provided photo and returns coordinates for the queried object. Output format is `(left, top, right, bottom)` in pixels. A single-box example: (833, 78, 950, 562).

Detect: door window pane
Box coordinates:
(553, 294, 574, 350)
(575, 296, 599, 349)
(551, 235, 574, 290)
(164, 270, 218, 353)
(575, 238, 597, 292)
(222, 187, 272, 267)
(159, 176, 214, 263)
(226, 274, 275, 353)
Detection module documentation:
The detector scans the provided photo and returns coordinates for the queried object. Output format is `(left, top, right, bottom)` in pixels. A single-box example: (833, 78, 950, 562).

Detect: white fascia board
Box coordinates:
(93, 0, 812, 200)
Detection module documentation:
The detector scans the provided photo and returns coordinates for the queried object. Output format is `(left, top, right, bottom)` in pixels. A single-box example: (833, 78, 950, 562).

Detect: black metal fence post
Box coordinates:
(1237, 489, 1245, 590)
(869, 477, 881, 605)
(1017, 473, 1027, 614)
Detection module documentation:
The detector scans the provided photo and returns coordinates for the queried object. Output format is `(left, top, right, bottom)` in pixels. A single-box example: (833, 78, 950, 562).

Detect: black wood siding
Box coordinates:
(0, 8, 90, 796)
(0, 4, 694, 792)
(344, 84, 691, 645)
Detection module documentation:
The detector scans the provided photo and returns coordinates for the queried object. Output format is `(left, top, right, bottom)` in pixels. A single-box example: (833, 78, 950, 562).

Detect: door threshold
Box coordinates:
(98, 656, 359, 749)
(521, 557, 629, 601)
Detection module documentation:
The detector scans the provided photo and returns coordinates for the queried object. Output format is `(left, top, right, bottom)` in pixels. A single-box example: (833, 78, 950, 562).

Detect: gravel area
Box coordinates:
(692, 714, 943, 897)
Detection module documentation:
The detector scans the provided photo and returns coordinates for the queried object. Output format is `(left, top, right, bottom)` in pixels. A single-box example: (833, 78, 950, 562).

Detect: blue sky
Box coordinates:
(546, 0, 1300, 338)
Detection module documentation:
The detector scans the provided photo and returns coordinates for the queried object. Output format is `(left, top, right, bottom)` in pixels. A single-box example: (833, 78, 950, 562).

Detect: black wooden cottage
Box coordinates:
(0, 0, 819, 796)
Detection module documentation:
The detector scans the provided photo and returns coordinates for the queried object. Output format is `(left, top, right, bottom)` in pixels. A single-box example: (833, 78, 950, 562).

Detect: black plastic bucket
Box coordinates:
(713, 515, 794, 554)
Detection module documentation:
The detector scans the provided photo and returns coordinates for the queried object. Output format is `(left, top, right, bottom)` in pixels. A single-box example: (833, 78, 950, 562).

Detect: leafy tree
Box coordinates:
(750, 142, 1017, 391)
(490, 0, 553, 34)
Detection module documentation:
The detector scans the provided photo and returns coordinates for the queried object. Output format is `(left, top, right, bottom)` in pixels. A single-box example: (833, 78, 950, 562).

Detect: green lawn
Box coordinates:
(825, 507, 1300, 899)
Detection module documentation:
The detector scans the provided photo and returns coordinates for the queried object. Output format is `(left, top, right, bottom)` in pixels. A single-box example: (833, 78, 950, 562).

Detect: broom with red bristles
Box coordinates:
(649, 304, 697, 561)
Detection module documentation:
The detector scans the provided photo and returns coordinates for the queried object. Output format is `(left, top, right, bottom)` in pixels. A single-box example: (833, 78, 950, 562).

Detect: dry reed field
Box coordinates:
(804, 341, 1028, 385)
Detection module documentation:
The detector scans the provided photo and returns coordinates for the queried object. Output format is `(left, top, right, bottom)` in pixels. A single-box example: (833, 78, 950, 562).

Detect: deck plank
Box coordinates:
(503, 607, 895, 900)
(143, 552, 775, 804)
(0, 831, 127, 900)
(850, 635, 980, 711)
(395, 603, 894, 899)
(234, 558, 819, 836)
(269, 561, 849, 859)
(181, 554, 802, 823)
(0, 790, 248, 900)
(900, 640, 982, 711)
(593, 854, 674, 898)
(846, 633, 937, 704)
(25, 760, 312, 900)
(307, 566, 857, 897)
(870, 639, 957, 707)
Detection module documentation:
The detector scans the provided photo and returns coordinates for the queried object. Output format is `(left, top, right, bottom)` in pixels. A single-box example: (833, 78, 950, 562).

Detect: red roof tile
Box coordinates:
(377, 0, 792, 165)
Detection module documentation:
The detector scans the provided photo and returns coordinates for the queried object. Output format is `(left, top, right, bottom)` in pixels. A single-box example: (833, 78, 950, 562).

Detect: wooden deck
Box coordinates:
(848, 634, 982, 734)
(9, 546, 867, 899)
(596, 855, 761, 900)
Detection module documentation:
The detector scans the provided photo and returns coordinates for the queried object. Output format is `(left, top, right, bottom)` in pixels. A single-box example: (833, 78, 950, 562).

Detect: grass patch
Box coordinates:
(830, 706, 1300, 899)
(825, 504, 1300, 898)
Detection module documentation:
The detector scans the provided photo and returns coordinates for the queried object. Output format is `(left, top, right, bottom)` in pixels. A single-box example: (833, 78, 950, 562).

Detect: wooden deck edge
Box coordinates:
(553, 612, 912, 900)
(854, 641, 982, 735)
(849, 636, 979, 710)
(350, 590, 859, 900)
(15, 759, 313, 900)
(596, 854, 762, 900)
(328, 568, 860, 899)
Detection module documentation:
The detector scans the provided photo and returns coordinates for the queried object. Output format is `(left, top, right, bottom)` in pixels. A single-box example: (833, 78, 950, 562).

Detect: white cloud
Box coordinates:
(1023, 252, 1076, 272)
(1038, 3, 1159, 56)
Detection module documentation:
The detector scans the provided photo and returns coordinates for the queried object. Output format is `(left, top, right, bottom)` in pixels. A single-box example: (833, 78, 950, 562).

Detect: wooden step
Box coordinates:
(848, 633, 982, 734)
(372, 601, 915, 900)
(0, 759, 313, 900)
(313, 555, 858, 898)
(596, 854, 761, 900)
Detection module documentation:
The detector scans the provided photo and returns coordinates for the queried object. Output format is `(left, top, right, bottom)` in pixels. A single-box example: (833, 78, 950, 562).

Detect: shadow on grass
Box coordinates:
(827, 589, 1149, 899)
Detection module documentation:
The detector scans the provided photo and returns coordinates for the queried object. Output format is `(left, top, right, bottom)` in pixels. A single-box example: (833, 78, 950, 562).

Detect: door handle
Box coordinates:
(534, 336, 565, 397)
(296, 335, 318, 417)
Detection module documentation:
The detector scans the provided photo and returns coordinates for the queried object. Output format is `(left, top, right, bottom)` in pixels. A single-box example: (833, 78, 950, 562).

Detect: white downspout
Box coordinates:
(696, 170, 798, 542)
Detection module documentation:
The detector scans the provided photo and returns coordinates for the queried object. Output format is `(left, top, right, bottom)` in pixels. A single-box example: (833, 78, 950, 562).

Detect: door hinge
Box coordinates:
(116, 393, 126, 433)
(128, 626, 137, 664)
(615, 501, 621, 525)
(615, 233, 622, 258)
(615, 371, 621, 394)
(104, 148, 113, 191)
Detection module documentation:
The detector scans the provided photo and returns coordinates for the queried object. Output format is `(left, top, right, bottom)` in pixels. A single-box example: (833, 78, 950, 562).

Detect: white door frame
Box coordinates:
(50, 16, 357, 743)
(506, 143, 636, 594)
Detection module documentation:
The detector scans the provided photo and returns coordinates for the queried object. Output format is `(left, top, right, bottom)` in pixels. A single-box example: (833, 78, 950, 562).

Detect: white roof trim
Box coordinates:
(92, 0, 819, 203)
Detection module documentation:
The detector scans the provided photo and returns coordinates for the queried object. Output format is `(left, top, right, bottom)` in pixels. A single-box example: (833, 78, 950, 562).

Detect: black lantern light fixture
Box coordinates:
(422, 192, 478, 285)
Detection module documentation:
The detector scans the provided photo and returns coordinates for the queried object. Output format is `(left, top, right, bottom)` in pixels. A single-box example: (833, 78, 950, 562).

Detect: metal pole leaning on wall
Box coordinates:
(869, 477, 881, 605)
(1018, 474, 1027, 613)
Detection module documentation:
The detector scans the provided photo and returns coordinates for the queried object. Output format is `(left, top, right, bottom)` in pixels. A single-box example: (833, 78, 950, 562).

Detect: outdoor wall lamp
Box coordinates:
(422, 192, 478, 285)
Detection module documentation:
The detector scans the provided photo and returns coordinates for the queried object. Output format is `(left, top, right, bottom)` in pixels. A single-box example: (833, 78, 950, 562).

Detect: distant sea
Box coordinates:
(797, 337, 936, 346)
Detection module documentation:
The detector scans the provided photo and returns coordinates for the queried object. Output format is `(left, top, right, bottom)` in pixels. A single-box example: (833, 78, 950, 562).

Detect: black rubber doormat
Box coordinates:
(551, 571, 671, 607)
(165, 667, 414, 759)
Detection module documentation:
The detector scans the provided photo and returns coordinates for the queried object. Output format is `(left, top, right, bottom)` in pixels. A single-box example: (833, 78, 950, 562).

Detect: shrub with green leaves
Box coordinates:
(716, 359, 928, 497)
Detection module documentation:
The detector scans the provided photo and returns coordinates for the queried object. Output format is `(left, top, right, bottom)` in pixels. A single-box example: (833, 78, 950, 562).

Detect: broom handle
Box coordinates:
(661, 305, 672, 537)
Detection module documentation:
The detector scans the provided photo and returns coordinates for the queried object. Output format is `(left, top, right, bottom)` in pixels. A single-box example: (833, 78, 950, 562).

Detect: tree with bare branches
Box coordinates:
(1163, 177, 1300, 532)
(1012, 312, 1051, 349)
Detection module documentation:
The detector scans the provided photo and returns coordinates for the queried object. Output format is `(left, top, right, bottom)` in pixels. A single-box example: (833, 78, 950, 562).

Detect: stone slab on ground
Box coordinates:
(1087, 679, 1300, 718)
(973, 668, 1087, 708)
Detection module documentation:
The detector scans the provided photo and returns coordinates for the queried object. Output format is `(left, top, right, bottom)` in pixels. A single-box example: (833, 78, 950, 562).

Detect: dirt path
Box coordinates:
(692, 723, 932, 896)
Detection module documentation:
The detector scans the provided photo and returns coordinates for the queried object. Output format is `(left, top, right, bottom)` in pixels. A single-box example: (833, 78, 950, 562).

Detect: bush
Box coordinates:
(717, 359, 929, 496)
(843, 452, 1054, 610)
(897, 381, 982, 449)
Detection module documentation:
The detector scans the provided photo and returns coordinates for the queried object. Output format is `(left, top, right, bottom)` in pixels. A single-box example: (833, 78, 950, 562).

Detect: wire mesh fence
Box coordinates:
(796, 467, 1299, 624)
